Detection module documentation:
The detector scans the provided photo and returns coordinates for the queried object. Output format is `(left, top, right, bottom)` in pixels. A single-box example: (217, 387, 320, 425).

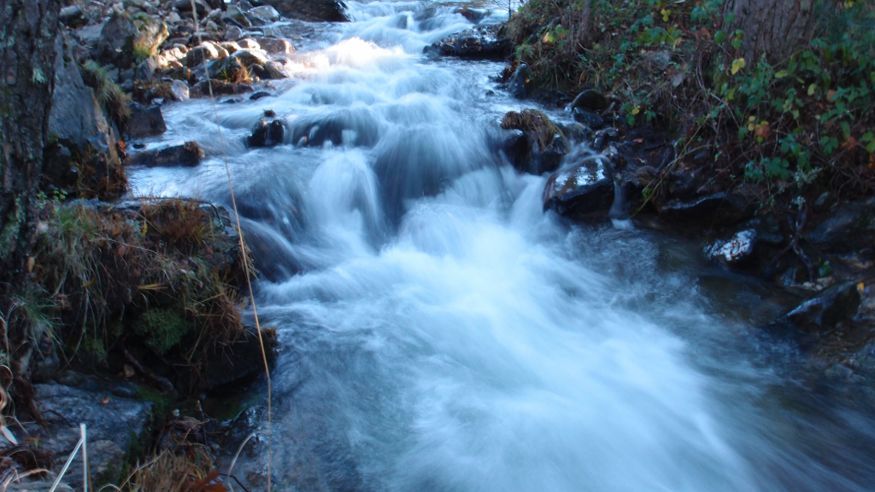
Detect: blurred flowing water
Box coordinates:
(129, 1, 875, 490)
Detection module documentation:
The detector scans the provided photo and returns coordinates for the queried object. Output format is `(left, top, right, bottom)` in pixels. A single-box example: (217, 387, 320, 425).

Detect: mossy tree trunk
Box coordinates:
(725, 0, 819, 63)
(0, 0, 61, 275)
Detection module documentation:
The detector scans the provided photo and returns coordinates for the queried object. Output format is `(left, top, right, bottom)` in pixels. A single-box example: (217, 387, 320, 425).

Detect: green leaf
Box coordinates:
(731, 57, 746, 75)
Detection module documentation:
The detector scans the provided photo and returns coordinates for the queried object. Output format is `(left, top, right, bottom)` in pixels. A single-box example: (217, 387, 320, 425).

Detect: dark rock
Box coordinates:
(570, 88, 608, 113)
(249, 5, 282, 22)
(208, 56, 250, 82)
(199, 326, 277, 391)
(507, 63, 531, 99)
(289, 109, 380, 147)
(250, 91, 272, 100)
(174, 0, 211, 16)
(28, 377, 153, 489)
(592, 127, 619, 151)
(126, 103, 167, 138)
(425, 24, 510, 60)
(657, 192, 753, 227)
(48, 36, 125, 199)
(806, 197, 875, 253)
(500, 109, 570, 174)
(572, 108, 605, 129)
(192, 79, 254, 96)
(127, 141, 204, 167)
(782, 281, 862, 332)
(543, 162, 614, 219)
(134, 57, 159, 81)
(59, 5, 85, 28)
(247, 118, 287, 147)
(95, 12, 139, 67)
(457, 7, 488, 24)
(260, 0, 349, 22)
(705, 229, 757, 265)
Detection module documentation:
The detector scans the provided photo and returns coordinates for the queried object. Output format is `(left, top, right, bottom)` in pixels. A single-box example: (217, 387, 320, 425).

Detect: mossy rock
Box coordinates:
(133, 307, 194, 355)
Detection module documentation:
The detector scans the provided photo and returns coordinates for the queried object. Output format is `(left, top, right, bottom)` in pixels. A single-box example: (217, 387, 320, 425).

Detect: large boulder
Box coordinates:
(127, 141, 204, 167)
(260, 0, 349, 22)
(125, 103, 167, 138)
(94, 12, 168, 69)
(542, 161, 614, 220)
(426, 24, 510, 60)
(47, 36, 125, 199)
(247, 117, 287, 147)
(779, 281, 862, 333)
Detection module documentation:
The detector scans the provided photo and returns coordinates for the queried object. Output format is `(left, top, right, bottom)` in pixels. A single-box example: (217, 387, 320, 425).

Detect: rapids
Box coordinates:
(129, 1, 875, 490)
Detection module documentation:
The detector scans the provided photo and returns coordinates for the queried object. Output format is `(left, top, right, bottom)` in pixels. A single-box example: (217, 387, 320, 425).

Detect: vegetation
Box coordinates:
(81, 60, 133, 125)
(507, 0, 875, 208)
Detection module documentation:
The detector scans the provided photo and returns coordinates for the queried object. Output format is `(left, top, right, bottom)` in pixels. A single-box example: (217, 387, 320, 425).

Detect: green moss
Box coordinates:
(134, 307, 193, 355)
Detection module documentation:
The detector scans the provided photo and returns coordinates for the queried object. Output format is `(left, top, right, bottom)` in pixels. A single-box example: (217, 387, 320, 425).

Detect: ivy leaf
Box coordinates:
(731, 57, 746, 75)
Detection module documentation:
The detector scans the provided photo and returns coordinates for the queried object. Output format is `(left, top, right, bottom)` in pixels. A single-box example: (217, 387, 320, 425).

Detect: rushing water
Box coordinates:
(130, 2, 875, 490)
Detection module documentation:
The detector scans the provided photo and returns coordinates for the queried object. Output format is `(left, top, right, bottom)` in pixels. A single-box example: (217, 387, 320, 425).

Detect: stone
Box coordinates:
(570, 89, 609, 113)
(126, 103, 167, 138)
(250, 91, 272, 100)
(249, 5, 282, 22)
(782, 281, 862, 332)
(127, 141, 204, 167)
(255, 36, 296, 56)
(656, 192, 753, 227)
(705, 229, 757, 265)
(28, 377, 153, 489)
(199, 326, 277, 391)
(233, 48, 270, 67)
(507, 63, 531, 99)
(247, 118, 287, 147)
(543, 162, 614, 219)
(572, 108, 606, 129)
(806, 197, 875, 253)
(95, 12, 139, 67)
(208, 56, 250, 82)
(59, 5, 85, 27)
(184, 41, 228, 67)
(169, 79, 190, 101)
(192, 79, 254, 96)
(260, 0, 349, 22)
(134, 56, 159, 81)
(174, 0, 211, 17)
(425, 24, 510, 60)
(500, 109, 570, 174)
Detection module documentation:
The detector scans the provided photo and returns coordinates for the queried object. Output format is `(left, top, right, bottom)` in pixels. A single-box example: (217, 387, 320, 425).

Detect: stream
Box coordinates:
(129, 1, 875, 490)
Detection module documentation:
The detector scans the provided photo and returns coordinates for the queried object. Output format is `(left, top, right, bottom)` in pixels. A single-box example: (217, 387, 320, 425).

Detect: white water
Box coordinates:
(130, 2, 875, 490)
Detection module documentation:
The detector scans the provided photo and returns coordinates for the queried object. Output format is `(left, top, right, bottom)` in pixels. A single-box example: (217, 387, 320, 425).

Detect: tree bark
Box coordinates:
(725, 0, 819, 63)
(0, 0, 61, 274)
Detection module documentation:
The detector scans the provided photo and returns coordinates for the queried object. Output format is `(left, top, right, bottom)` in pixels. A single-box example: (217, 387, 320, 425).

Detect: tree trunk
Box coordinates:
(0, 0, 61, 275)
(726, 0, 819, 63)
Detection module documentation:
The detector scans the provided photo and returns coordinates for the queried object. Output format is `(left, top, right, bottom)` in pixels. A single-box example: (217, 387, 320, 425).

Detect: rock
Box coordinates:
(260, 0, 349, 22)
(543, 162, 614, 219)
(500, 109, 570, 174)
(132, 17, 170, 59)
(782, 281, 862, 332)
(95, 12, 140, 67)
(169, 79, 190, 101)
(192, 79, 253, 96)
(134, 56, 159, 81)
(705, 229, 757, 265)
(250, 91, 272, 100)
(426, 24, 510, 60)
(264, 61, 288, 79)
(222, 5, 254, 29)
(59, 5, 85, 27)
(199, 326, 277, 391)
(247, 118, 287, 147)
(570, 89, 608, 113)
(127, 141, 204, 167)
(806, 197, 875, 253)
(184, 41, 228, 67)
(208, 56, 250, 82)
(126, 103, 167, 138)
(592, 127, 619, 151)
(255, 36, 296, 56)
(29, 377, 153, 489)
(47, 36, 125, 200)
(457, 6, 488, 24)
(249, 5, 282, 22)
(232, 48, 270, 67)
(572, 108, 606, 129)
(507, 63, 531, 99)
(657, 192, 753, 227)
(174, 0, 211, 16)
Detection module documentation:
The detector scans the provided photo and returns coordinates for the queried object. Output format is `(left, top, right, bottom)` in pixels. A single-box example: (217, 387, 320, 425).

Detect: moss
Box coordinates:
(501, 109, 564, 150)
(134, 308, 193, 356)
(80, 60, 132, 125)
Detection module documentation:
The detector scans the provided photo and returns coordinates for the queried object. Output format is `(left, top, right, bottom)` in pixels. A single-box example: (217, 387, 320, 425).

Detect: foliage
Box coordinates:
(507, 0, 875, 206)
(81, 60, 132, 125)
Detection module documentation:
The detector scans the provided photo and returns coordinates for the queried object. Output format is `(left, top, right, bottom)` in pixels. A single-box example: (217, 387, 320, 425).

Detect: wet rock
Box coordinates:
(134, 56, 160, 81)
(232, 48, 270, 68)
(457, 6, 488, 24)
(208, 56, 250, 82)
(782, 281, 862, 332)
(250, 91, 272, 100)
(426, 24, 510, 60)
(656, 192, 753, 227)
(705, 229, 757, 265)
(572, 108, 605, 130)
(543, 162, 614, 219)
(126, 103, 167, 138)
(222, 5, 253, 29)
(249, 5, 282, 22)
(289, 109, 380, 147)
(500, 109, 570, 174)
(592, 127, 619, 151)
(174, 0, 211, 16)
(192, 79, 253, 96)
(570, 89, 609, 113)
(169, 79, 190, 101)
(507, 63, 531, 99)
(260, 0, 349, 22)
(247, 118, 287, 147)
(127, 141, 204, 167)
(255, 36, 296, 56)
(59, 5, 85, 28)
(199, 326, 277, 391)
(28, 377, 153, 489)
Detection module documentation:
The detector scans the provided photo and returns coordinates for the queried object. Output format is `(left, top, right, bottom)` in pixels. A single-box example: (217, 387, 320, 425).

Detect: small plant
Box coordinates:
(80, 60, 132, 125)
